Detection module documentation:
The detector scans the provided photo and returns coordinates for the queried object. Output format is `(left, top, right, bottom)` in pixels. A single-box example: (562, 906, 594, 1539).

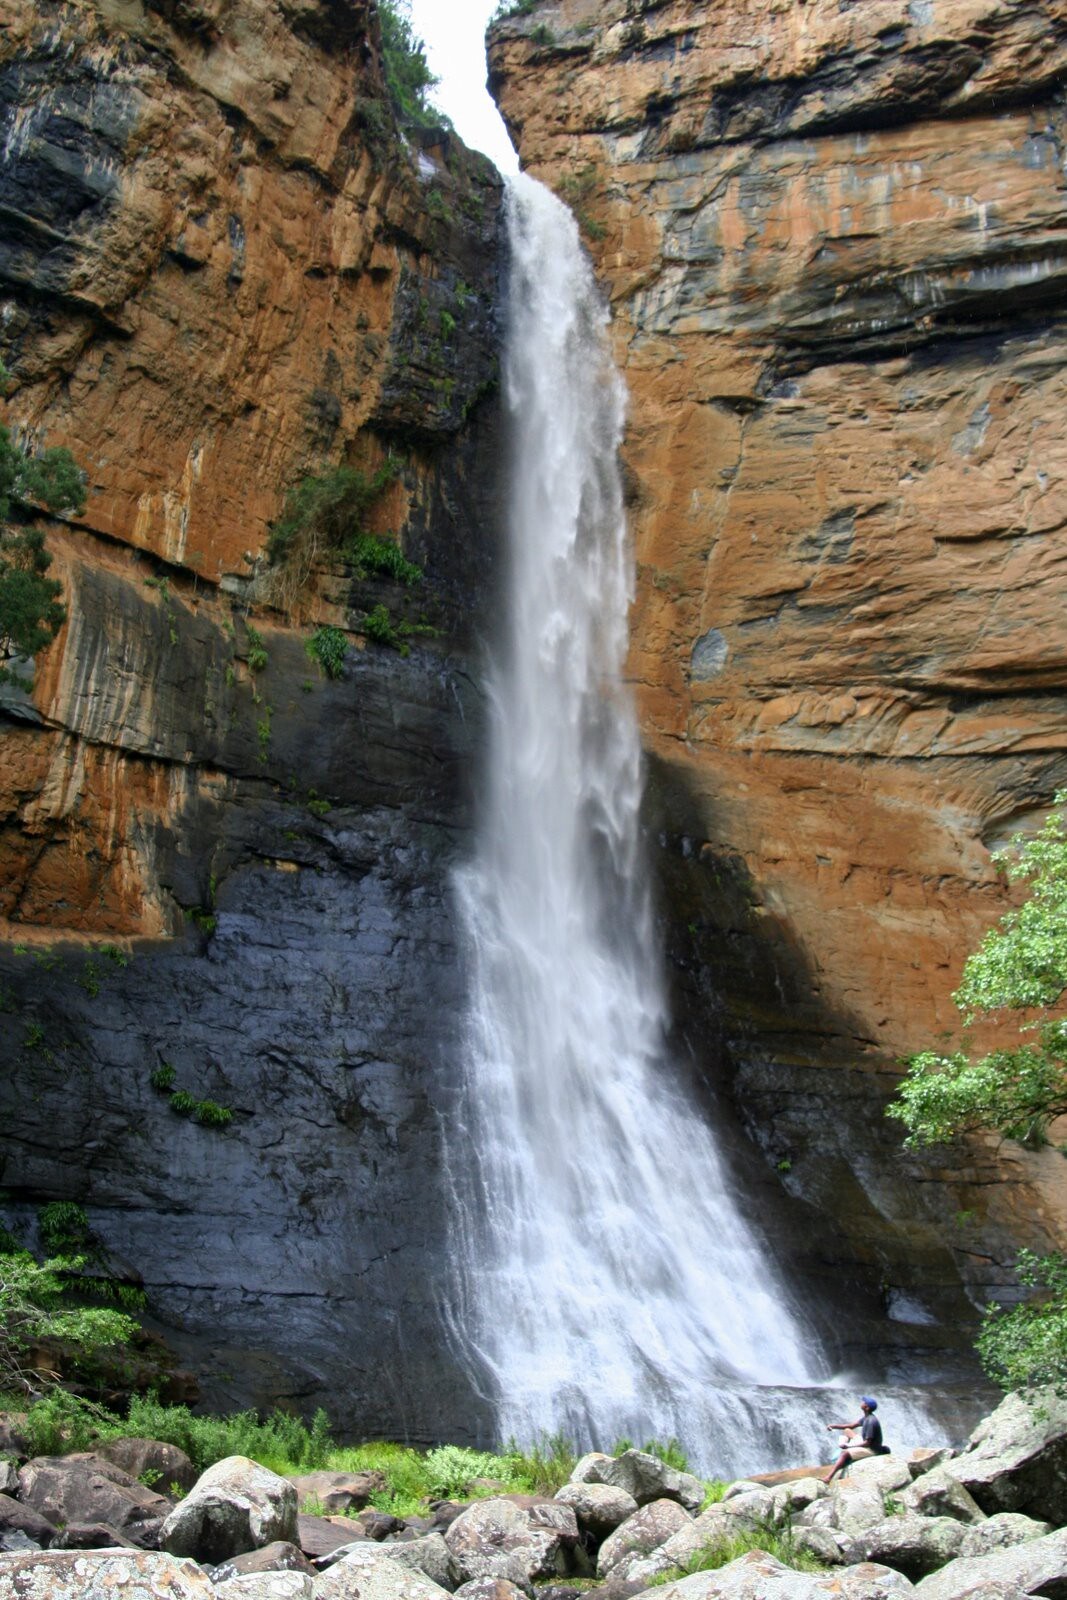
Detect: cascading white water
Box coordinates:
(447, 174, 938, 1478)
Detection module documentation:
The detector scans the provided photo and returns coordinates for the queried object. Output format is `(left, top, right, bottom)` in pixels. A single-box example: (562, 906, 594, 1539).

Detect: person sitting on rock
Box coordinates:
(824, 1396, 888, 1481)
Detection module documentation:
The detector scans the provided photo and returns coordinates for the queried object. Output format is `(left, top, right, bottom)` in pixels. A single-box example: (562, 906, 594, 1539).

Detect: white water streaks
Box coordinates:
(446, 173, 839, 1477)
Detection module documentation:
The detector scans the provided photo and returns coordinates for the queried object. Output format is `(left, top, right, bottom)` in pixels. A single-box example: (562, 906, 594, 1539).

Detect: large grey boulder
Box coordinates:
(959, 1514, 1052, 1559)
(0, 1548, 215, 1597)
(444, 1498, 568, 1592)
(900, 1467, 985, 1525)
(162, 1455, 297, 1564)
(572, 1450, 705, 1515)
(657, 1506, 736, 1567)
(716, 1489, 779, 1529)
(317, 1545, 454, 1600)
(914, 1526, 1067, 1600)
(597, 1498, 692, 1576)
(905, 1451, 954, 1481)
(554, 1481, 638, 1537)
(791, 1526, 848, 1566)
(598, 1546, 677, 1600)
(17, 1453, 168, 1539)
(946, 1387, 1067, 1523)
(845, 1514, 967, 1579)
(0, 1464, 17, 1498)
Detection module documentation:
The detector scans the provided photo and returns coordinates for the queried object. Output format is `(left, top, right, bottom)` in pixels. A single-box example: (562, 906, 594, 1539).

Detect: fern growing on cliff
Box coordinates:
(265, 459, 402, 616)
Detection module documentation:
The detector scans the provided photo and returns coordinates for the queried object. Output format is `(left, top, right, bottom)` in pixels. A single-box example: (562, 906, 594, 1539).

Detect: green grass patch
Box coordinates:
(649, 1526, 828, 1582)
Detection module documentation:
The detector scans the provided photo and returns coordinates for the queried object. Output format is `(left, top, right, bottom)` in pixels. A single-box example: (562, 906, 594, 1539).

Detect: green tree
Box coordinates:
(889, 796, 1067, 1389)
(0, 1244, 139, 1395)
(378, 0, 444, 130)
(0, 365, 85, 684)
(889, 795, 1067, 1147)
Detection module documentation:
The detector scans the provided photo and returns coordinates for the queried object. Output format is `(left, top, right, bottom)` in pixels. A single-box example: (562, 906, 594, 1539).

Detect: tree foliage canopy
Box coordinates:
(379, 0, 443, 131)
(889, 798, 1067, 1391)
(889, 797, 1067, 1147)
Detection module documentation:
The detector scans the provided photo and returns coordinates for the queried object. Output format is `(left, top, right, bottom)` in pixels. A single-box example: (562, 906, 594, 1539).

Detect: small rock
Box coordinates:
(452, 1581, 527, 1600)
(52, 1522, 139, 1549)
(355, 1510, 405, 1541)
(297, 1512, 361, 1560)
(906, 1450, 954, 1480)
(0, 1463, 17, 1497)
(0, 1530, 40, 1555)
(211, 1540, 316, 1582)
(290, 1471, 385, 1515)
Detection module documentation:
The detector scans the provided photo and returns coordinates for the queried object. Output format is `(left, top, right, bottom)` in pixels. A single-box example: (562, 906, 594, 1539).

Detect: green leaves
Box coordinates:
(890, 794, 1067, 1148)
(0, 405, 85, 682)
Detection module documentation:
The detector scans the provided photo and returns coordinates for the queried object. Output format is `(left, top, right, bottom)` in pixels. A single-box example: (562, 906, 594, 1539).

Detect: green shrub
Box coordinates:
(38, 1202, 90, 1255)
(193, 1100, 232, 1129)
(0, 1250, 139, 1397)
(424, 1444, 517, 1498)
(349, 533, 422, 586)
(503, 1431, 577, 1494)
(306, 625, 349, 679)
(362, 603, 406, 654)
(245, 625, 268, 674)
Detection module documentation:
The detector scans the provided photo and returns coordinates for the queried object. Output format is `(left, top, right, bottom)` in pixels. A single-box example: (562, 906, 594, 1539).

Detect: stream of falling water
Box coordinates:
(447, 175, 932, 1479)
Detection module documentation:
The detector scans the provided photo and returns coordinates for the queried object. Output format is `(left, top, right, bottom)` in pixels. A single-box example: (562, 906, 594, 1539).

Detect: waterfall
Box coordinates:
(447, 174, 889, 1478)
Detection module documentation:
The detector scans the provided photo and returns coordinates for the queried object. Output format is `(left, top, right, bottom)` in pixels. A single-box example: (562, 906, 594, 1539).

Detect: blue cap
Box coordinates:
(861, 1396, 878, 1410)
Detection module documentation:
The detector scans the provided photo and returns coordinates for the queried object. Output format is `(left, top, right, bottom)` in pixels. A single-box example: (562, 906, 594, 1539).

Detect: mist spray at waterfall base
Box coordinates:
(446, 174, 946, 1480)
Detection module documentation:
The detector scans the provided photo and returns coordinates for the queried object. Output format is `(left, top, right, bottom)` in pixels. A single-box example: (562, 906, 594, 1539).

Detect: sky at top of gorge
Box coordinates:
(407, 0, 520, 174)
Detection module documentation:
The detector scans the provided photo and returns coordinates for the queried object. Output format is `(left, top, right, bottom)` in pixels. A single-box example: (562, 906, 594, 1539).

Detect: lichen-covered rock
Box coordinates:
(554, 1482, 638, 1537)
(452, 1580, 527, 1600)
(900, 1467, 985, 1525)
(0, 1547, 215, 1597)
(215, 1576, 315, 1599)
(597, 1499, 693, 1576)
(845, 1514, 966, 1580)
(317, 1544, 454, 1600)
(958, 1513, 1053, 1560)
(161, 1455, 297, 1564)
(843, 1459, 913, 1498)
(576, 1451, 704, 1515)
(644, 1549, 914, 1600)
(914, 1527, 1067, 1600)
(945, 1388, 1067, 1523)
(375, 1531, 457, 1590)
(444, 1498, 567, 1592)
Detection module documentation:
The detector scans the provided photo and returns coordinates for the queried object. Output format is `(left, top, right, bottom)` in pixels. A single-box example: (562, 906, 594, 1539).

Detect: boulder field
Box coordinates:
(4, 1389, 1067, 1598)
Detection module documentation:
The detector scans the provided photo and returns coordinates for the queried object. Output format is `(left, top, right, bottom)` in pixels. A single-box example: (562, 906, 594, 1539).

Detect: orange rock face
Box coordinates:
(491, 0, 1067, 1301)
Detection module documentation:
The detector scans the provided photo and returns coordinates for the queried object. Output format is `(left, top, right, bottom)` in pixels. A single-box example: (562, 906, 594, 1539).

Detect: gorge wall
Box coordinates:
(489, 0, 1067, 1373)
(0, 0, 503, 1436)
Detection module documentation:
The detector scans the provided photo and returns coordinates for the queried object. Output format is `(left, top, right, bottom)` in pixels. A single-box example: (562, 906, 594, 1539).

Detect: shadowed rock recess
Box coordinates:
(489, 0, 1067, 1370)
(0, 0, 503, 1434)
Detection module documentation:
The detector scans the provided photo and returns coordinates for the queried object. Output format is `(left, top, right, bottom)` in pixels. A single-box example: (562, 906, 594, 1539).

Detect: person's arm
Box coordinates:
(826, 1416, 862, 1432)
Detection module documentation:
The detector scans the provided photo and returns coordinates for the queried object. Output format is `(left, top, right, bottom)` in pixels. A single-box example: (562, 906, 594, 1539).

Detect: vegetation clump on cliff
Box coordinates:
(891, 796, 1067, 1391)
(0, 364, 85, 685)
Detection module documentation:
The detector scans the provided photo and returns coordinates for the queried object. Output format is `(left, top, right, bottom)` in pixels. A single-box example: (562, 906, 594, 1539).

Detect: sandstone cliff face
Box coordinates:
(491, 0, 1067, 1342)
(0, 0, 503, 1432)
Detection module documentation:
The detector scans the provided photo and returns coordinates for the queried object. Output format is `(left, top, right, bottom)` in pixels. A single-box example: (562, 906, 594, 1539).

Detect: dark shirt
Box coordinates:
(861, 1414, 884, 1450)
